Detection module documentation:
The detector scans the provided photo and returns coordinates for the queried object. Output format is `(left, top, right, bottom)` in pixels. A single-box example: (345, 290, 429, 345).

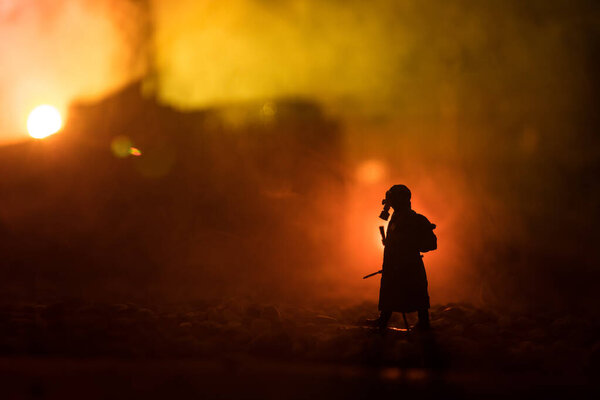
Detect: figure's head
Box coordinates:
(385, 184, 411, 211)
(379, 184, 411, 220)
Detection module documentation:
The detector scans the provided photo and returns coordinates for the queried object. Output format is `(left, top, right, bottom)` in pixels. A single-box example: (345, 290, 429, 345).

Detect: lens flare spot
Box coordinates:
(27, 105, 62, 139)
(111, 136, 133, 158)
(356, 159, 387, 184)
(111, 136, 142, 158)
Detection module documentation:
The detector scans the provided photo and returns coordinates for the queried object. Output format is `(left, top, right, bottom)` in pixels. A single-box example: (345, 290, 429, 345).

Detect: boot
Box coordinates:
(364, 311, 391, 329)
(415, 308, 430, 331)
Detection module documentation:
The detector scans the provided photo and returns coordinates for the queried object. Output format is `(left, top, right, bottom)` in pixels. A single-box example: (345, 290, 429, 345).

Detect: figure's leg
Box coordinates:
(417, 308, 430, 329)
(378, 310, 392, 329)
(402, 312, 409, 329)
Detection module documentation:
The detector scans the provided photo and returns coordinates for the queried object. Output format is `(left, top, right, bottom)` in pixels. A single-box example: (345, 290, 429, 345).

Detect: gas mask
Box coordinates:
(379, 184, 411, 220)
(379, 199, 391, 221)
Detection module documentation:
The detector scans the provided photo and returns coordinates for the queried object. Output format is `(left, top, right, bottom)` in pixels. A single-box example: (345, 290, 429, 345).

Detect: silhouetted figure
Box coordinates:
(369, 185, 437, 330)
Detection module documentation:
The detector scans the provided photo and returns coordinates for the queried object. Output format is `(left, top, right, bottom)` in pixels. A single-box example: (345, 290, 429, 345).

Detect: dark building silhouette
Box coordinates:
(0, 82, 344, 302)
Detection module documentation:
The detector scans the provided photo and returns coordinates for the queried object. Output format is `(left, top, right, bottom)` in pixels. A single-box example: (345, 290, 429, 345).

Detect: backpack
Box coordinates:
(418, 218, 437, 253)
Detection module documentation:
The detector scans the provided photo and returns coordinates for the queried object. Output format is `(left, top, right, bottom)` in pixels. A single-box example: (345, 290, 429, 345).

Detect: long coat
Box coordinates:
(378, 209, 436, 313)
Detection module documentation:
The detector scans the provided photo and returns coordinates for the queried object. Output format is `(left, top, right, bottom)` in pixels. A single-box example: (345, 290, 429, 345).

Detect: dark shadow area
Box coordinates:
(0, 301, 596, 399)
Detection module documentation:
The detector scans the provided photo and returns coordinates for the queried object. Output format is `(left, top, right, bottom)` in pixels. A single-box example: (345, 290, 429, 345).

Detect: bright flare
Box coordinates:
(356, 159, 387, 184)
(27, 105, 62, 139)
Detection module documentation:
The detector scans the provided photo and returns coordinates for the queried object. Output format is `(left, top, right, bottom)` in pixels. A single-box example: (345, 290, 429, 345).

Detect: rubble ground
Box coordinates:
(0, 300, 597, 398)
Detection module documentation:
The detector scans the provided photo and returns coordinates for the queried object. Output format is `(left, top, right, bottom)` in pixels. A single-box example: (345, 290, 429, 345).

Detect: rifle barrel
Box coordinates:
(362, 270, 382, 279)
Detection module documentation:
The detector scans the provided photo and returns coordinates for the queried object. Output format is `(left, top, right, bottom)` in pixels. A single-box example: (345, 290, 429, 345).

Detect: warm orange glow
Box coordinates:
(27, 105, 62, 139)
(0, 1, 146, 144)
(356, 160, 387, 184)
(336, 156, 472, 305)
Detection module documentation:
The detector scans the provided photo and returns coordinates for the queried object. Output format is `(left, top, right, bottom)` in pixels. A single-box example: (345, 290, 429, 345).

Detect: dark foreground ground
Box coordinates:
(0, 300, 598, 399)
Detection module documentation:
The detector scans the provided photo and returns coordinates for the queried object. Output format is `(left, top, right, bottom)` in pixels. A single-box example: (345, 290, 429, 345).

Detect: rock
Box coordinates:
(250, 318, 272, 334)
(111, 303, 130, 313)
(261, 305, 281, 322)
(588, 341, 600, 373)
(222, 308, 240, 324)
(441, 306, 467, 321)
(312, 315, 338, 324)
(245, 304, 261, 319)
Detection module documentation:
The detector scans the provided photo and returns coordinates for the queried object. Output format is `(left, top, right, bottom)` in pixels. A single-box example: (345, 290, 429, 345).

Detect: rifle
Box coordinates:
(362, 270, 382, 279)
(362, 226, 386, 279)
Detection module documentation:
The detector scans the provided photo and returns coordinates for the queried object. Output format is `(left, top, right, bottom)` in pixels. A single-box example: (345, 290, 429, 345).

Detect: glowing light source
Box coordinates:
(27, 105, 62, 139)
(356, 159, 387, 184)
(129, 147, 142, 156)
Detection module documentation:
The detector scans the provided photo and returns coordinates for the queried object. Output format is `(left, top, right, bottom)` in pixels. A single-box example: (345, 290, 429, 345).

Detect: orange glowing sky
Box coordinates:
(1, 0, 598, 305)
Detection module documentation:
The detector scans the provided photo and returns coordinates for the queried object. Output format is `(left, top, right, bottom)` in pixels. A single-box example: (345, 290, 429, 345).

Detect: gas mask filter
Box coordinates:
(379, 199, 390, 221)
